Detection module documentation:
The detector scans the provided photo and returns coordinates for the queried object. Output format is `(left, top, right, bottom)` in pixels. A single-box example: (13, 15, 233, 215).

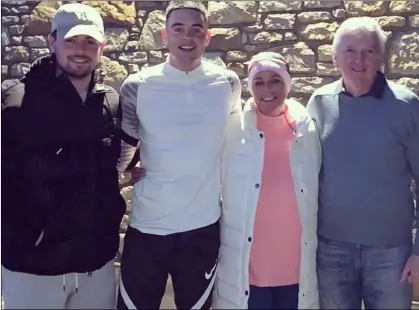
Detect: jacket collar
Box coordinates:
(243, 97, 309, 135)
(333, 71, 387, 99)
(22, 54, 111, 94)
(163, 55, 205, 77)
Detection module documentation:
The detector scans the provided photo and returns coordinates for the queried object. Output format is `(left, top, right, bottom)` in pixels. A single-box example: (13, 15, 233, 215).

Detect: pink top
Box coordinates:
(249, 108, 302, 287)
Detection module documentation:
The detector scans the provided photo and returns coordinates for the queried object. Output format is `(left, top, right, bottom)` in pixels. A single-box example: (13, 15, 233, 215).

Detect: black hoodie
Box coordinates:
(1, 55, 126, 275)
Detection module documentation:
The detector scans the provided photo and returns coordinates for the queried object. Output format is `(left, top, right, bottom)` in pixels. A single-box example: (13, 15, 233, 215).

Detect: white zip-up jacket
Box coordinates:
(118, 59, 242, 235)
(214, 98, 322, 309)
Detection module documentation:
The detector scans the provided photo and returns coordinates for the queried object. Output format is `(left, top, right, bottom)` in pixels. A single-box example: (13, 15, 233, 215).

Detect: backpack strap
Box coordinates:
(103, 87, 140, 170)
(104, 89, 120, 122)
(102, 88, 122, 134)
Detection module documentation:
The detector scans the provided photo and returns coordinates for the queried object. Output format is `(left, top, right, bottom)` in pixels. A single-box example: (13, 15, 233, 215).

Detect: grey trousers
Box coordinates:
(2, 259, 116, 309)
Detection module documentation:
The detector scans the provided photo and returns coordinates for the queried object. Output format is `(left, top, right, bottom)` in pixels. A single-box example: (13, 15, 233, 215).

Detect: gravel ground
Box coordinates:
(161, 278, 176, 309)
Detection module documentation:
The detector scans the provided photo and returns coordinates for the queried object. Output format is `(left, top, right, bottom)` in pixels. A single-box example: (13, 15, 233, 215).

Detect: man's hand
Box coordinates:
(400, 254, 419, 284)
(130, 166, 146, 184)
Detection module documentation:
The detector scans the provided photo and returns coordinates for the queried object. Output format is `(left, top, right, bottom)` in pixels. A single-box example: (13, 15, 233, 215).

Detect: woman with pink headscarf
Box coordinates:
(213, 52, 321, 309)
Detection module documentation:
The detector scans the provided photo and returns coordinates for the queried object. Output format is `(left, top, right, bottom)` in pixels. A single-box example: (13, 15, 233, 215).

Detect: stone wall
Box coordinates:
(2, 1, 419, 100)
(1, 0, 419, 259)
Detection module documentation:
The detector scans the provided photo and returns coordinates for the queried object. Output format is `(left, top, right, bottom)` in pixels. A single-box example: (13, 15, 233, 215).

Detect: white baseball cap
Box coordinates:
(51, 3, 105, 43)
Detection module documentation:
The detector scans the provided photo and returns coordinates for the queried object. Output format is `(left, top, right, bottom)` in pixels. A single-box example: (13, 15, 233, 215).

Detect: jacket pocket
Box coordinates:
(40, 172, 94, 243)
(230, 137, 254, 175)
(94, 128, 120, 169)
(2, 193, 47, 251)
(231, 152, 253, 175)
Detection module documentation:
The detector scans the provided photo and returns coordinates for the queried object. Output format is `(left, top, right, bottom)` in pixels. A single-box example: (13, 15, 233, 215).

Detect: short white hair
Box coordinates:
(332, 17, 387, 55)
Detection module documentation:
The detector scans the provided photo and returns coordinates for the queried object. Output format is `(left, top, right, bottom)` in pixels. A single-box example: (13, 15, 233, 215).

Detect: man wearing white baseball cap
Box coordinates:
(48, 2, 105, 84)
(1, 3, 125, 309)
(51, 3, 105, 43)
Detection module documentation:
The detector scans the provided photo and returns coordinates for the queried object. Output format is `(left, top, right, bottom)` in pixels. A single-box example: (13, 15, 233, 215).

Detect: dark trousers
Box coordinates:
(117, 221, 220, 310)
(248, 284, 299, 310)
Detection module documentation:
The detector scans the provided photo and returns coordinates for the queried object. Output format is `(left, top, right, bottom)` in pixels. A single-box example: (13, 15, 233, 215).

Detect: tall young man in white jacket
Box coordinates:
(116, 2, 242, 309)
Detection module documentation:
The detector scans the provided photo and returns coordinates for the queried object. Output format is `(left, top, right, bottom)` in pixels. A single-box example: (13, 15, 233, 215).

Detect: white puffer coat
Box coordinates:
(213, 98, 321, 309)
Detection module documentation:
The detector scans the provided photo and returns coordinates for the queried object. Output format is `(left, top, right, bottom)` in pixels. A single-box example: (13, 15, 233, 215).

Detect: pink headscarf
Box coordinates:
(246, 52, 292, 97)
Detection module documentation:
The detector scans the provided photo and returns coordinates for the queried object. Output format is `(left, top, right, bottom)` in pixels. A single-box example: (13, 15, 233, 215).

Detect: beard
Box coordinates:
(56, 55, 97, 80)
(62, 70, 91, 80)
(64, 69, 91, 80)
(59, 64, 95, 80)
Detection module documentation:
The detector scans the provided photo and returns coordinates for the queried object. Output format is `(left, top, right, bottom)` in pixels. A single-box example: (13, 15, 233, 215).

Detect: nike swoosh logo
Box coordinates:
(205, 259, 218, 280)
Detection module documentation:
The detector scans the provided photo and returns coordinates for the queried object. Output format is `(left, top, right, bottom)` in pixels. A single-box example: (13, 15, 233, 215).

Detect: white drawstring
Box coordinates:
(75, 273, 79, 293)
(62, 274, 79, 293)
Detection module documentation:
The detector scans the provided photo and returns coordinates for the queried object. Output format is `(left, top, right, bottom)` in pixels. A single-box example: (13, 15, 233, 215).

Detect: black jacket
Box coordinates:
(1, 55, 126, 275)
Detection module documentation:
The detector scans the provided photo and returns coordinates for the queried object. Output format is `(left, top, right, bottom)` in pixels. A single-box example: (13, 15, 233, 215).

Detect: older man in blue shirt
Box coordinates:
(307, 16, 419, 309)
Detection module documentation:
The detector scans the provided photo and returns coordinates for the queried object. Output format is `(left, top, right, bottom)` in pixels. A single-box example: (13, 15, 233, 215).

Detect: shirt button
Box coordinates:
(248, 237, 252, 242)
(255, 183, 260, 189)
(259, 133, 264, 138)
(301, 189, 304, 193)
(245, 290, 249, 296)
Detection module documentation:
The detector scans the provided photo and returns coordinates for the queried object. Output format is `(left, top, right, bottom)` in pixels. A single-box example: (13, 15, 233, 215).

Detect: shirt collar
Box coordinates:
(333, 71, 387, 99)
(163, 55, 204, 77)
